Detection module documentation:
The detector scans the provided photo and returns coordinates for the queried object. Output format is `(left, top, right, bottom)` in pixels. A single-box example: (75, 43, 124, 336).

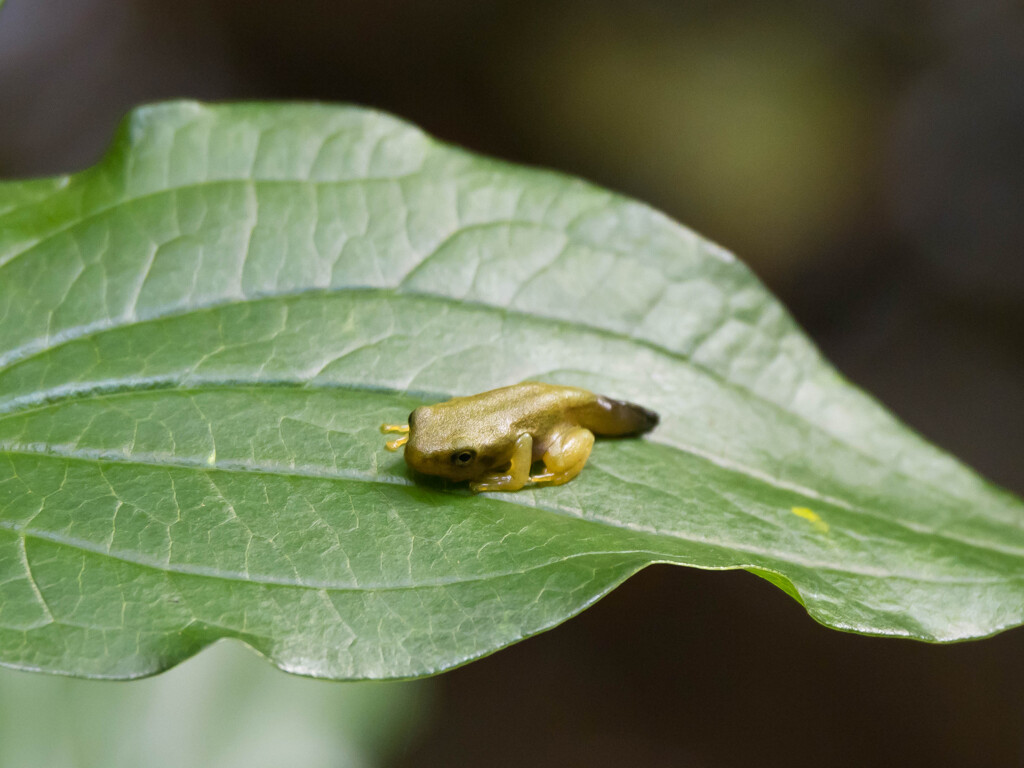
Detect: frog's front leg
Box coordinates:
(529, 426, 595, 486)
(469, 433, 533, 493)
(380, 423, 409, 451)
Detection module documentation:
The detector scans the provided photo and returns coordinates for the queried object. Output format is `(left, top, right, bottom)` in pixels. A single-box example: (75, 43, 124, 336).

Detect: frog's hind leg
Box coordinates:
(530, 427, 595, 486)
(470, 433, 533, 493)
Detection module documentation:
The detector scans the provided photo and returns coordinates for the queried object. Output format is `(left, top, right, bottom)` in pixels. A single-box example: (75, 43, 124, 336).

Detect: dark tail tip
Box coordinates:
(587, 396, 660, 436)
(634, 403, 660, 433)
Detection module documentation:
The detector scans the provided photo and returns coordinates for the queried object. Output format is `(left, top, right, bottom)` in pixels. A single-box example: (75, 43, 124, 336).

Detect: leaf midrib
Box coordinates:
(3, 435, 1022, 568)
(3, 357, 1020, 561)
(0, 388, 910, 550)
(0, 283, 982, 523)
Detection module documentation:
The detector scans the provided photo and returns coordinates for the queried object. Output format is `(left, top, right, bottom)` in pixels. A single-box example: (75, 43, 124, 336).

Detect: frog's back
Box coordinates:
(438, 382, 593, 426)
(441, 382, 657, 437)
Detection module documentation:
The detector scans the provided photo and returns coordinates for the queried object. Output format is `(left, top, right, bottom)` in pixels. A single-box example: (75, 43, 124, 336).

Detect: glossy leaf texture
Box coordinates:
(0, 102, 1021, 680)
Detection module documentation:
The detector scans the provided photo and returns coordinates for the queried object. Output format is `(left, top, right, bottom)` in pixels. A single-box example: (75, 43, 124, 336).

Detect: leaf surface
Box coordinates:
(0, 102, 1021, 679)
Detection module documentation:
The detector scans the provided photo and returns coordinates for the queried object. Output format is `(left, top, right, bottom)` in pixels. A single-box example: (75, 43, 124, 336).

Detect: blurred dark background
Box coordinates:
(1, 1, 1021, 765)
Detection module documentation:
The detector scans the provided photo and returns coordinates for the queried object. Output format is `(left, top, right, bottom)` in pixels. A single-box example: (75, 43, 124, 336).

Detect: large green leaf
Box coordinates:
(0, 102, 1021, 680)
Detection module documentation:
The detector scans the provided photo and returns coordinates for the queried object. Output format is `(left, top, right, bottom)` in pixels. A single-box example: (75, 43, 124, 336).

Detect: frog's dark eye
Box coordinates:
(452, 449, 476, 466)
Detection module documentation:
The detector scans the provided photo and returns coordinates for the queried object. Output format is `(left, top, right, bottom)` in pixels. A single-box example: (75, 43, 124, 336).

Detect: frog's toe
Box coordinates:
(380, 423, 410, 451)
(384, 435, 408, 451)
(470, 474, 526, 493)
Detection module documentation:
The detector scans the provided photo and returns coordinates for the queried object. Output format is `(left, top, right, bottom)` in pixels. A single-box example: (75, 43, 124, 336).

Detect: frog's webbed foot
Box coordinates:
(529, 427, 594, 486)
(470, 433, 533, 493)
(380, 423, 409, 451)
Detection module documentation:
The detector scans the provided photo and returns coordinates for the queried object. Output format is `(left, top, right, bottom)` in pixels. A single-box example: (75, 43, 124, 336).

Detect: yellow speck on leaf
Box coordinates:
(206, 449, 217, 466)
(791, 506, 829, 534)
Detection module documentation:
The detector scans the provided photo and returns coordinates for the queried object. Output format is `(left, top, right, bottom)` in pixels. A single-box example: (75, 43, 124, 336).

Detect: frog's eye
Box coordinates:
(451, 449, 476, 466)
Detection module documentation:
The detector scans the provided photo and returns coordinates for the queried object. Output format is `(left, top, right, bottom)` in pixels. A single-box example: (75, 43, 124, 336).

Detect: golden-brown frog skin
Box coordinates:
(381, 382, 658, 492)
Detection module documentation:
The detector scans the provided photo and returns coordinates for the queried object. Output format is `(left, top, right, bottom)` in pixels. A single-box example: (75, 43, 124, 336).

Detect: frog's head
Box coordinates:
(384, 405, 497, 482)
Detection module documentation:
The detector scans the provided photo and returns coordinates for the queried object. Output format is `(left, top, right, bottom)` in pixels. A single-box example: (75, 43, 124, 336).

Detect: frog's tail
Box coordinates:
(577, 395, 660, 437)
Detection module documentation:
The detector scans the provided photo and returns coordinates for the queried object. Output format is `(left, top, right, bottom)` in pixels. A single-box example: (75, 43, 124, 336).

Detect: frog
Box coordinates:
(380, 382, 658, 492)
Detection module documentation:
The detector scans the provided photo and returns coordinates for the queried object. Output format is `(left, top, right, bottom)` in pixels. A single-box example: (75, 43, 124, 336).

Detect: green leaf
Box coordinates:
(0, 102, 1021, 680)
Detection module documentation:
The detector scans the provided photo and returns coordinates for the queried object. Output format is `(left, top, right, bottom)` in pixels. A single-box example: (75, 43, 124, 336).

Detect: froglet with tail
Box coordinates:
(381, 382, 658, 492)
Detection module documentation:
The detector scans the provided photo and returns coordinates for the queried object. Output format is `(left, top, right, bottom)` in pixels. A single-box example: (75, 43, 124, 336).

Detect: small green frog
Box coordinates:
(381, 382, 658, 492)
